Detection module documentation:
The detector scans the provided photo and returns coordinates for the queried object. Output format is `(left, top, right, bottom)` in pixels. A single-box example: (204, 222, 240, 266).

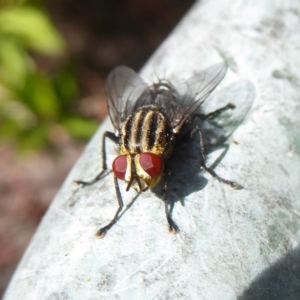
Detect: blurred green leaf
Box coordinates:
(0, 1, 27, 7)
(0, 2, 97, 152)
(62, 117, 98, 140)
(0, 118, 21, 140)
(0, 36, 31, 89)
(23, 72, 61, 119)
(0, 84, 37, 127)
(17, 123, 48, 151)
(0, 6, 65, 55)
(55, 66, 78, 107)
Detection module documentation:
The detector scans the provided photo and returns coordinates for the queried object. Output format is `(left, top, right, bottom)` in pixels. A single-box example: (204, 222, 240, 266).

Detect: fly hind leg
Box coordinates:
(195, 103, 235, 121)
(191, 126, 240, 189)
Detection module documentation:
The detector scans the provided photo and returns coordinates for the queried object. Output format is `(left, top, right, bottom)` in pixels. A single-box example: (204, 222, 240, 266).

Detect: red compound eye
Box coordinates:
(139, 153, 164, 177)
(112, 155, 127, 180)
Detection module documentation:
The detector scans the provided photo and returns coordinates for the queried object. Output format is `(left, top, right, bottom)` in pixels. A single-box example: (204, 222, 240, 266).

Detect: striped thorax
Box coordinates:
(120, 105, 173, 157)
(114, 105, 175, 192)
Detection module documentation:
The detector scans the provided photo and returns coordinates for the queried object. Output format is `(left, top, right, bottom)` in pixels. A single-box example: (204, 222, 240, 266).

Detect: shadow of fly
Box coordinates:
(75, 62, 250, 238)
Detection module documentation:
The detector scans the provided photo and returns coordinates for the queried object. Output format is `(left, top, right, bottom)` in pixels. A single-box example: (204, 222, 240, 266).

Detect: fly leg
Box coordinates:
(74, 131, 123, 238)
(163, 168, 180, 233)
(195, 103, 235, 121)
(95, 176, 124, 238)
(74, 131, 119, 186)
(191, 126, 240, 189)
(74, 131, 118, 186)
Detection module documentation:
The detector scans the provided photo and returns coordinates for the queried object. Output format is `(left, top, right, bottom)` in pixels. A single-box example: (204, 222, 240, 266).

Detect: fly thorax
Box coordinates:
(119, 105, 173, 157)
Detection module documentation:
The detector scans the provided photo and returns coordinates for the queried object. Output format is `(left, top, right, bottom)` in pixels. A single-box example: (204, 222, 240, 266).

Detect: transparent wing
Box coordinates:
(170, 62, 228, 132)
(199, 80, 255, 145)
(106, 66, 150, 131)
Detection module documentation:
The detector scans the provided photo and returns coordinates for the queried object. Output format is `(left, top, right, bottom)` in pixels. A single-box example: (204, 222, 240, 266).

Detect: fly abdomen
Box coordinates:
(120, 105, 173, 157)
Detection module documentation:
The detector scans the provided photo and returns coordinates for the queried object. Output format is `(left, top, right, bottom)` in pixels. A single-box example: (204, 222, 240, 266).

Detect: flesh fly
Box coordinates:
(75, 62, 254, 238)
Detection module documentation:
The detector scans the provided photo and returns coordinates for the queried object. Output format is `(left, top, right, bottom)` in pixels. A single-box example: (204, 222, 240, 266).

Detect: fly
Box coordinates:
(75, 62, 253, 238)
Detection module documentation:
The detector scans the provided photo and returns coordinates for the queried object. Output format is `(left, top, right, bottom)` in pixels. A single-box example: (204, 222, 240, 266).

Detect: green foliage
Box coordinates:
(0, 1, 98, 151)
(0, 5, 65, 54)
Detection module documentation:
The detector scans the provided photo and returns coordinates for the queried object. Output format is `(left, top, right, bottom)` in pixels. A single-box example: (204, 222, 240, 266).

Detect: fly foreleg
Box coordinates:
(74, 131, 119, 186)
(96, 176, 124, 238)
